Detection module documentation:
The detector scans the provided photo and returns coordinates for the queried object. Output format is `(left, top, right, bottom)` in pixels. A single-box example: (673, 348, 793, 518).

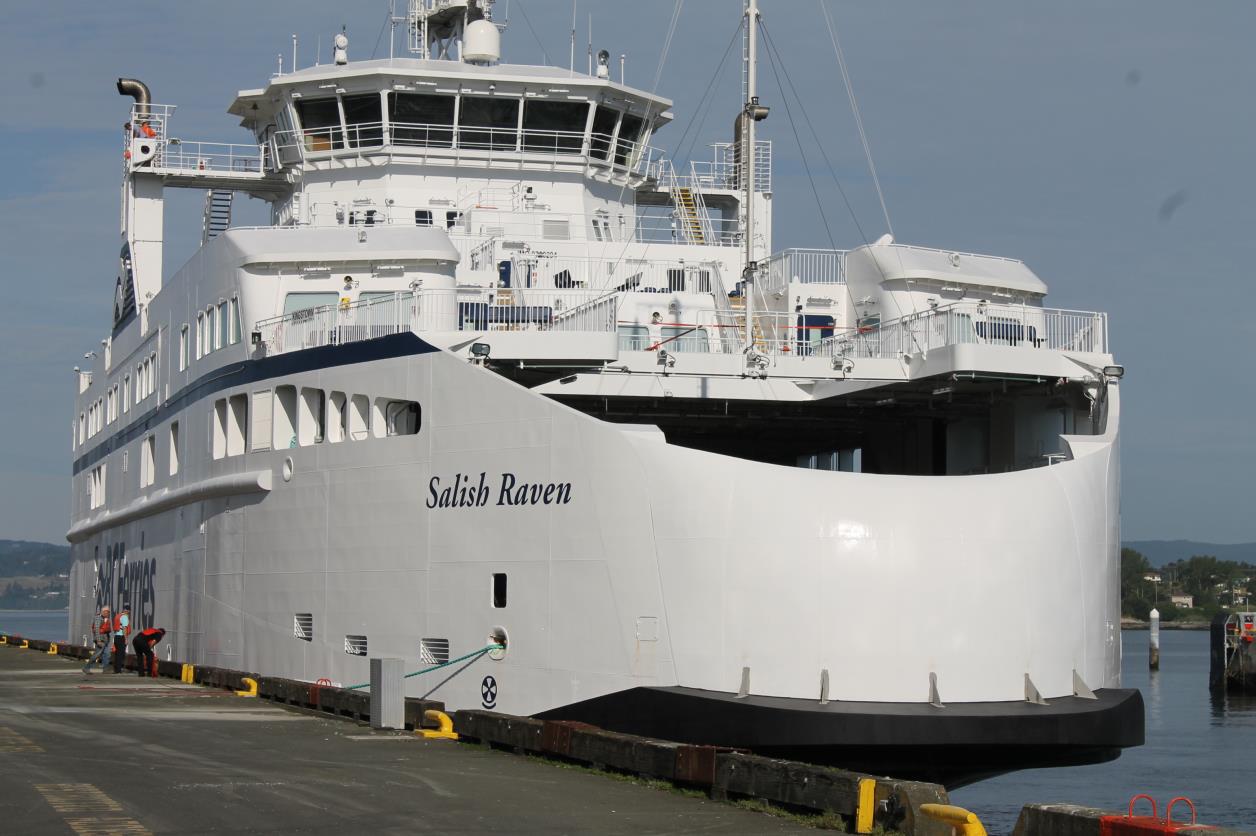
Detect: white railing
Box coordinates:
(824, 302, 1108, 360)
(126, 104, 266, 177)
(272, 122, 665, 178)
(254, 287, 617, 356)
(761, 248, 848, 294)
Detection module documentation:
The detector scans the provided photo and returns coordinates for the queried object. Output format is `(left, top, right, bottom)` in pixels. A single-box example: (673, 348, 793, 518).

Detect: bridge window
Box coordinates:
(458, 96, 518, 151)
(374, 398, 420, 438)
(589, 106, 618, 161)
(615, 113, 645, 166)
(523, 100, 587, 153)
(341, 94, 382, 148)
(415, 209, 433, 226)
(388, 92, 454, 147)
(294, 98, 344, 151)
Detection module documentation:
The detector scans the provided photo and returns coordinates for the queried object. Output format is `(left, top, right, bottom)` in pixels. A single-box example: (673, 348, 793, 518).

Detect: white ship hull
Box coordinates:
(68, 332, 1140, 786)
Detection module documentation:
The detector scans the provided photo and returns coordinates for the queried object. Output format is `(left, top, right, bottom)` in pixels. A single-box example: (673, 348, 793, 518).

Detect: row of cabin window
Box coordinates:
(75, 353, 155, 448)
(84, 422, 178, 512)
(211, 386, 420, 460)
(191, 298, 242, 365)
(293, 93, 646, 165)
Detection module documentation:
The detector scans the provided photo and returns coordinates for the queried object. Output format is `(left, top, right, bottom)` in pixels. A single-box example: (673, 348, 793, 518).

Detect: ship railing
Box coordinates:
(125, 103, 268, 177)
(253, 287, 617, 355)
(761, 248, 848, 295)
(272, 122, 664, 178)
(645, 141, 771, 194)
(819, 302, 1108, 359)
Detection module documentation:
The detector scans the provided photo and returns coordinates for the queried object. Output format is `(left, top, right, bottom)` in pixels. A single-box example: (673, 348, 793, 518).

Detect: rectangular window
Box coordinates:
(388, 92, 455, 147)
(615, 113, 645, 167)
(89, 464, 106, 510)
(374, 398, 420, 438)
(229, 298, 242, 345)
(445, 211, 463, 230)
(283, 292, 339, 316)
(196, 314, 205, 358)
(327, 392, 346, 443)
(294, 613, 313, 641)
(298, 387, 325, 446)
(349, 394, 369, 441)
(523, 100, 588, 153)
(492, 573, 507, 609)
(148, 352, 156, 396)
(295, 98, 344, 151)
(341, 93, 383, 148)
(415, 209, 433, 226)
(122, 376, 130, 412)
(140, 435, 156, 488)
(179, 325, 189, 370)
(458, 95, 519, 151)
(589, 106, 618, 161)
(206, 306, 217, 352)
(212, 398, 227, 460)
(251, 389, 273, 451)
(168, 421, 180, 476)
(274, 385, 297, 450)
(344, 635, 368, 656)
(227, 394, 247, 456)
(217, 302, 228, 350)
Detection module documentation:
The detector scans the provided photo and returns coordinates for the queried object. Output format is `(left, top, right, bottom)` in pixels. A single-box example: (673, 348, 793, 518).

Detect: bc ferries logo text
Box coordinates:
(426, 472, 572, 509)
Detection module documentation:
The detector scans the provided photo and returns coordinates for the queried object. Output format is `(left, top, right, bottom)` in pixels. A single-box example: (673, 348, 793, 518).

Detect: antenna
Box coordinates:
(619, 53, 625, 84)
(292, 34, 298, 72)
(587, 14, 592, 76)
(569, 0, 577, 73)
(277, 53, 283, 76)
(316, 34, 321, 66)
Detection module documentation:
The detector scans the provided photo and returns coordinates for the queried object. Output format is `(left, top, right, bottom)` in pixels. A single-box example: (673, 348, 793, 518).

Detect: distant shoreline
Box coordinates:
(1121, 621, 1210, 631)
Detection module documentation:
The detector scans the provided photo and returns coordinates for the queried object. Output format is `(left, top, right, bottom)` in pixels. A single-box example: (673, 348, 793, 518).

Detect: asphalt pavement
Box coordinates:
(0, 646, 810, 835)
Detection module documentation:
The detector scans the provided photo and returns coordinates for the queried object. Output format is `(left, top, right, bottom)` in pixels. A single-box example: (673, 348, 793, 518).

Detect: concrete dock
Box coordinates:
(0, 647, 810, 835)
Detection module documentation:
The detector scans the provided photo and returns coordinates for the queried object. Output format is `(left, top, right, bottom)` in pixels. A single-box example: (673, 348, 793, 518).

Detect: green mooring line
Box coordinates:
(345, 644, 502, 690)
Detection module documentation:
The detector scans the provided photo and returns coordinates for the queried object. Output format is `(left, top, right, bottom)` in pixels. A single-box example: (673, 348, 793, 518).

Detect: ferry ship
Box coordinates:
(67, 0, 1142, 786)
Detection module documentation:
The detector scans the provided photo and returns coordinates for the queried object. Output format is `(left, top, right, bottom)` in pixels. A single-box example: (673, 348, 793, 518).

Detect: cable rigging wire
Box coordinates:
(819, 0, 894, 239)
(513, 0, 553, 65)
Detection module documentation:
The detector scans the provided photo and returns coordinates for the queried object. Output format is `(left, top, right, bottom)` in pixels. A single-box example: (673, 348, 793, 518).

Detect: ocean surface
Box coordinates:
(952, 629, 1256, 833)
(2, 612, 1251, 832)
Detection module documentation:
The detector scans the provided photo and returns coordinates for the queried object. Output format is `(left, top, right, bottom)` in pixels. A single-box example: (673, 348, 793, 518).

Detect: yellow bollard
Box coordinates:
(855, 778, 877, 834)
(47, 643, 58, 655)
(417, 709, 458, 740)
(180, 664, 195, 684)
(920, 803, 988, 836)
(1, 635, 7, 645)
(20, 640, 29, 649)
(235, 677, 258, 697)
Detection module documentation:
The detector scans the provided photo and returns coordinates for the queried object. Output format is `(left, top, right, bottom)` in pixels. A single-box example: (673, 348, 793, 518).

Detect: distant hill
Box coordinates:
(0, 540, 70, 578)
(1123, 540, 1256, 568)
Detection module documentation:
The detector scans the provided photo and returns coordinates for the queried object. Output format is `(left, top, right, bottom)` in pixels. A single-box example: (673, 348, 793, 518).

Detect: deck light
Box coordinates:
(470, 342, 491, 358)
(1103, 365, 1125, 380)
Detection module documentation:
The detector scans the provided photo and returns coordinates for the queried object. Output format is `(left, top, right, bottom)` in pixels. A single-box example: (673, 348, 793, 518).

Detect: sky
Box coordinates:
(3, 1, 1254, 544)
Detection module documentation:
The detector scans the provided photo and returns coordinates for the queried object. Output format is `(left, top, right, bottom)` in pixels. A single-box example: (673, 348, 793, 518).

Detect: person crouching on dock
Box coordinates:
(131, 627, 165, 678)
(81, 606, 112, 673)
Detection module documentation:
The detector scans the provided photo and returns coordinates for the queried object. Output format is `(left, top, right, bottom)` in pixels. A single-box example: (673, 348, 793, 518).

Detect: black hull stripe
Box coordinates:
(72, 333, 438, 476)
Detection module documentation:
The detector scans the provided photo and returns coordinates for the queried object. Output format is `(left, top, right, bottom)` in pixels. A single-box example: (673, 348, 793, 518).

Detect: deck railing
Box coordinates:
(254, 286, 617, 356)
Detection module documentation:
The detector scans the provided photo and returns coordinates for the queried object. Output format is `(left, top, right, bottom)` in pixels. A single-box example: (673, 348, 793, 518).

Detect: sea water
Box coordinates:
(2, 611, 1251, 831)
(952, 629, 1256, 833)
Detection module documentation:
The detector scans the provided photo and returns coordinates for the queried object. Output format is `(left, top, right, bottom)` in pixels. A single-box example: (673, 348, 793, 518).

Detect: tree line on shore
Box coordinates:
(1121, 547, 1254, 622)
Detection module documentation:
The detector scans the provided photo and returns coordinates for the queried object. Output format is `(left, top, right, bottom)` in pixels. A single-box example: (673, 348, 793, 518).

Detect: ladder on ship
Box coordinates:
(662, 161, 713, 246)
(201, 189, 234, 245)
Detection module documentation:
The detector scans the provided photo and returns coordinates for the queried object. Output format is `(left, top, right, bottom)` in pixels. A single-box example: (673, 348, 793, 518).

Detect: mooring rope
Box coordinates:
(344, 643, 502, 691)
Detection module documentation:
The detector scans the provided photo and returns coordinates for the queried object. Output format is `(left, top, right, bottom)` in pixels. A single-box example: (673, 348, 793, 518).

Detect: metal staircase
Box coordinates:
(659, 161, 713, 246)
(201, 189, 233, 245)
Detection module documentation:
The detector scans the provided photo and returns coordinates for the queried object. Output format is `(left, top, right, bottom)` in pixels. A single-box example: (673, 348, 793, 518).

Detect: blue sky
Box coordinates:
(4, 1, 1254, 544)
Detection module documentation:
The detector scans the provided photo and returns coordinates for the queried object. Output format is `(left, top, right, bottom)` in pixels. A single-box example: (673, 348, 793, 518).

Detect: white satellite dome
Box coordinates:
(463, 19, 500, 64)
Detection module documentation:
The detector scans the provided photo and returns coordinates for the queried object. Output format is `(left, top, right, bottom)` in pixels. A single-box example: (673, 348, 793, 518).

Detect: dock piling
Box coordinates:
(1149, 608, 1160, 670)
